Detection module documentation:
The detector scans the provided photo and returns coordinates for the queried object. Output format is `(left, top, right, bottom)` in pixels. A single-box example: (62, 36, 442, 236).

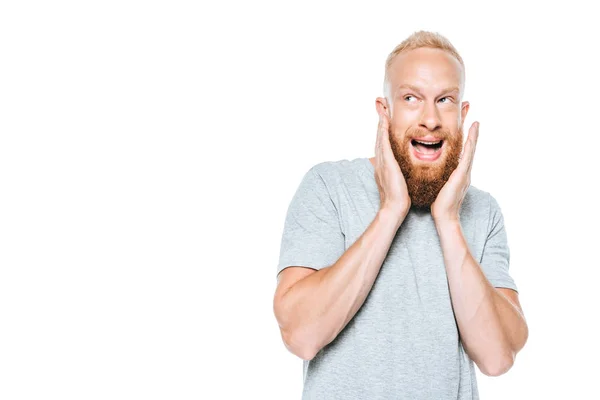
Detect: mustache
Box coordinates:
(404, 127, 452, 141)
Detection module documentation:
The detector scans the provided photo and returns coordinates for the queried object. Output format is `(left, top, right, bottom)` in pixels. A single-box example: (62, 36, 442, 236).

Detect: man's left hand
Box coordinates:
(431, 121, 480, 223)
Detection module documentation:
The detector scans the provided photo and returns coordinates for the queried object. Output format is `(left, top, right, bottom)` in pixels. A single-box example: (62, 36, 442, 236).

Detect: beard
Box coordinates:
(389, 126, 463, 210)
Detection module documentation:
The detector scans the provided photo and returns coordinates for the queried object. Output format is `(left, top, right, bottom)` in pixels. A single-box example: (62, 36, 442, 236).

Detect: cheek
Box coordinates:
(441, 109, 461, 125)
(391, 113, 415, 135)
(440, 115, 461, 135)
(393, 105, 420, 120)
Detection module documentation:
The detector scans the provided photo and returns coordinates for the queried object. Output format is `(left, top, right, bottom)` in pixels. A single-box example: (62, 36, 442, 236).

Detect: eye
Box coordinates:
(404, 95, 416, 102)
(438, 97, 451, 103)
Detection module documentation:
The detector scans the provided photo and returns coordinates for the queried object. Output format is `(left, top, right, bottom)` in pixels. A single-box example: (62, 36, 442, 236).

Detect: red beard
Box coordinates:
(389, 126, 463, 209)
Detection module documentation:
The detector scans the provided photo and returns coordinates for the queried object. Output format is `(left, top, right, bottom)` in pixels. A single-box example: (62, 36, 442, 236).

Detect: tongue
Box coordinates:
(415, 143, 437, 154)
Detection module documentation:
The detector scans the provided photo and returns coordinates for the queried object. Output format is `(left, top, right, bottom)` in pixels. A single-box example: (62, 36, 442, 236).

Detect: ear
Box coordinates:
(460, 101, 470, 126)
(375, 97, 390, 118)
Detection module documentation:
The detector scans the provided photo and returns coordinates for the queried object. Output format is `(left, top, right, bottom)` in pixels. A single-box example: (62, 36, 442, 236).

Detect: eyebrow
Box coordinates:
(396, 84, 459, 96)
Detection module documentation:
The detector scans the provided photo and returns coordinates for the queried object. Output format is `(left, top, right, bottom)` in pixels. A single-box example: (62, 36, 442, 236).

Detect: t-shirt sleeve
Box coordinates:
(479, 194, 518, 293)
(276, 166, 346, 279)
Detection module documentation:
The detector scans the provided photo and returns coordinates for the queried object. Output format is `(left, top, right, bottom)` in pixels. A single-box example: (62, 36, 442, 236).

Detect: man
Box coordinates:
(273, 31, 528, 399)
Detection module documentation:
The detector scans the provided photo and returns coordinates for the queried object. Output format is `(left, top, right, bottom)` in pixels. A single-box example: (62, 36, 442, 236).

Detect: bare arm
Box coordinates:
(274, 207, 405, 360)
(274, 99, 409, 360)
(435, 219, 528, 376)
(431, 122, 528, 376)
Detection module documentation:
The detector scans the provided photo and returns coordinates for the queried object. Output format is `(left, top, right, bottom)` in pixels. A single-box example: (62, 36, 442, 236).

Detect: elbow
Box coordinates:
(273, 296, 319, 361)
(281, 328, 318, 361)
(295, 344, 318, 361)
(480, 353, 515, 377)
(482, 324, 528, 377)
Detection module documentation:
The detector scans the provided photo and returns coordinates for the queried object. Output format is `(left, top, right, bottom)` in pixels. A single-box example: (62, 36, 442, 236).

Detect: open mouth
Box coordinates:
(410, 139, 444, 161)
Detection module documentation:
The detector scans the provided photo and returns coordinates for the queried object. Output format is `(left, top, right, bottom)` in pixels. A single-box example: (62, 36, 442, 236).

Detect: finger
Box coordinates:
(459, 121, 479, 174)
(380, 114, 394, 162)
(375, 115, 383, 165)
(465, 121, 479, 175)
(376, 112, 389, 165)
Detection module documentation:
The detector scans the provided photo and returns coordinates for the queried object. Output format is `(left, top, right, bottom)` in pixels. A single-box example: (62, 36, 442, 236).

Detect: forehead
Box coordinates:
(388, 47, 463, 95)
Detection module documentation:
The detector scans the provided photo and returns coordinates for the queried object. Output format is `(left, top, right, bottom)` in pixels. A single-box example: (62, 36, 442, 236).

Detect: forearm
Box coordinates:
(435, 219, 528, 375)
(279, 208, 404, 359)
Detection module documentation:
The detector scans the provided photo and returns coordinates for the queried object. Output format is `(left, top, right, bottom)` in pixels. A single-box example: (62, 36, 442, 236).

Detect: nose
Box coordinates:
(418, 101, 442, 131)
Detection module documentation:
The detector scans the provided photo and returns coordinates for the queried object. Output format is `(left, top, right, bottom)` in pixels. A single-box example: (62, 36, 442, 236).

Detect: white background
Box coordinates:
(1, 1, 598, 399)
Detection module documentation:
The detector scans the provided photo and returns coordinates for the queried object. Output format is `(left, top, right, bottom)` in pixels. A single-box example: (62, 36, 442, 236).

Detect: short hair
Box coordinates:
(383, 30, 465, 101)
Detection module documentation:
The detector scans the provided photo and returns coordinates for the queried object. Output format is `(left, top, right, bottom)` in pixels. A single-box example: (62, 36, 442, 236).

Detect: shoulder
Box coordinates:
(292, 158, 359, 199)
(310, 157, 367, 183)
(463, 185, 503, 220)
(464, 185, 491, 205)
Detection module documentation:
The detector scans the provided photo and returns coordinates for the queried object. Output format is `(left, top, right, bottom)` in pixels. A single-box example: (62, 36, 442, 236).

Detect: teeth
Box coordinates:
(415, 140, 441, 145)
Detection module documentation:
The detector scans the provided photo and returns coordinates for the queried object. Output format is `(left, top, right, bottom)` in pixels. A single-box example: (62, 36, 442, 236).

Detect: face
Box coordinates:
(379, 47, 469, 209)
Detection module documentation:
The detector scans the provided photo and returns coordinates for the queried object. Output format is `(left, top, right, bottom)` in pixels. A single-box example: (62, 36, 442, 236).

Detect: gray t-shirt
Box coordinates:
(276, 157, 518, 400)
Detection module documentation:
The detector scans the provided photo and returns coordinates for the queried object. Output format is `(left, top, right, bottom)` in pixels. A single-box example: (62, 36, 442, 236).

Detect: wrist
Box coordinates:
(378, 206, 408, 229)
(433, 215, 461, 233)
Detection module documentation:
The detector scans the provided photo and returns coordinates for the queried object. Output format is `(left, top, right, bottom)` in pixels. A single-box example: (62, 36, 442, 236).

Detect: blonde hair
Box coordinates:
(383, 31, 465, 102)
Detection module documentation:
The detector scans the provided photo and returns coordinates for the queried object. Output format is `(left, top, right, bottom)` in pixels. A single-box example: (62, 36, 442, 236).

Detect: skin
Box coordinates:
(372, 46, 467, 212)
(371, 47, 529, 375)
(273, 46, 528, 377)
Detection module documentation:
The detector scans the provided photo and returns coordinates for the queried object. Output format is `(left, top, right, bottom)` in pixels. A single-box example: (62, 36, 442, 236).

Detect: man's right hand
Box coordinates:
(274, 102, 413, 360)
(374, 103, 411, 220)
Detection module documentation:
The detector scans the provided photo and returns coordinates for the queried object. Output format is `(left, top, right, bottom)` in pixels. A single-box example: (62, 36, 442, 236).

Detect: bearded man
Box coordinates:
(273, 30, 528, 399)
